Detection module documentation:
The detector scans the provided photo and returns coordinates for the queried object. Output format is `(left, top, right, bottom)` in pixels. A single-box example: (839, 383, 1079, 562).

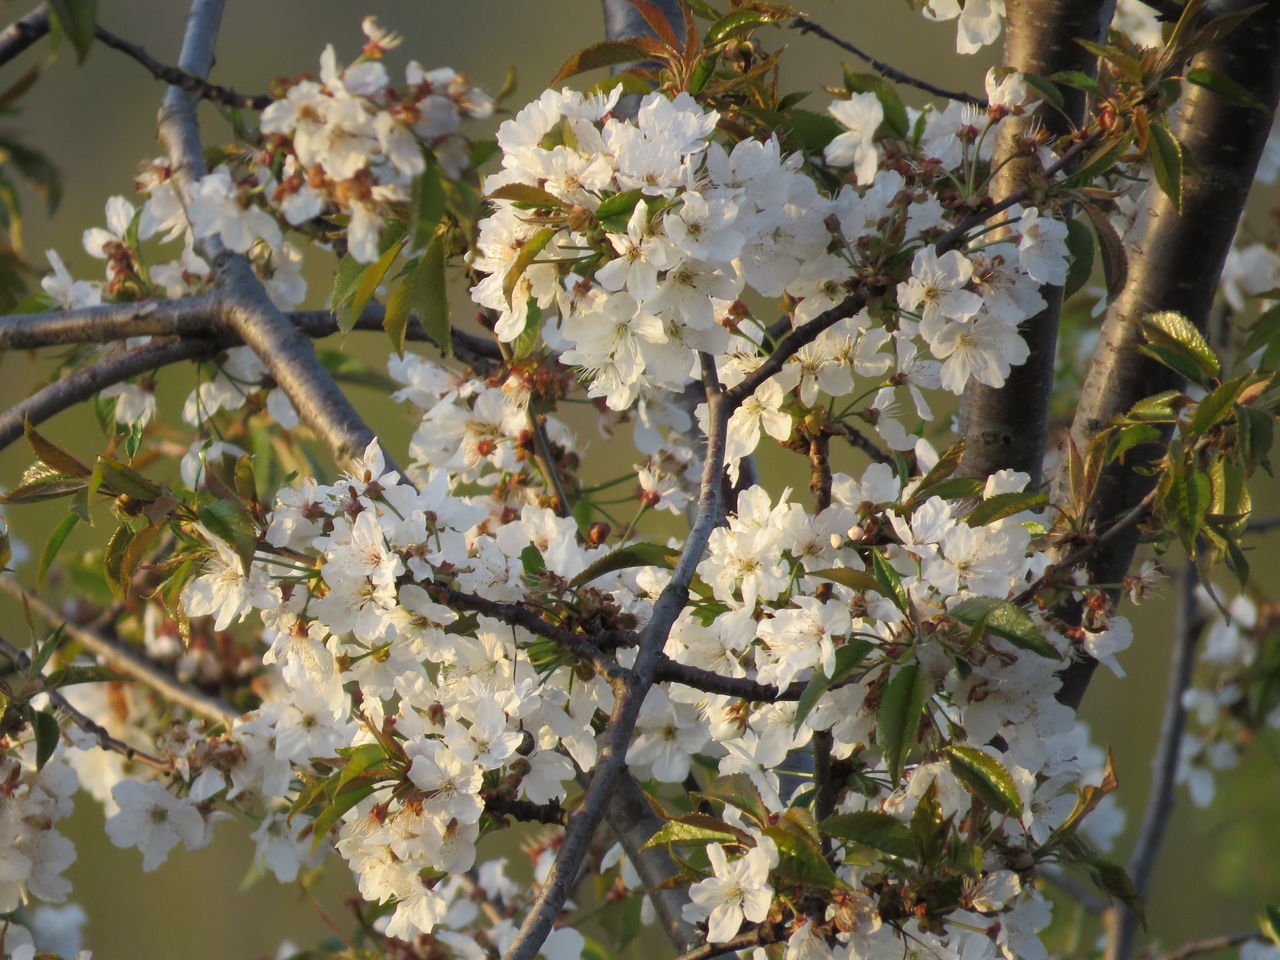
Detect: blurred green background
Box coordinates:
(0, 1, 1277, 958)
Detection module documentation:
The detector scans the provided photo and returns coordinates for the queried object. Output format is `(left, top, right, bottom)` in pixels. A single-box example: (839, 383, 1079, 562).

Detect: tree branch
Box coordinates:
(0, 576, 238, 727)
(501, 363, 731, 960)
(0, 4, 49, 70)
(0, 335, 225, 453)
(1145, 932, 1266, 960)
(789, 17, 985, 107)
(0, 297, 219, 348)
(1108, 566, 1204, 960)
(672, 921, 784, 960)
(157, 0, 386, 472)
(95, 23, 271, 109)
(0, 632, 174, 773)
(958, 0, 1114, 487)
(837, 420, 892, 464)
(1052, 0, 1280, 710)
(433, 584, 634, 689)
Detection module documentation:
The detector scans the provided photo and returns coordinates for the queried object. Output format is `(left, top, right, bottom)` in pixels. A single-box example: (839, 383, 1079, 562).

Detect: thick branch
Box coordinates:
(1108, 567, 1203, 960)
(501, 366, 730, 960)
(958, 0, 1115, 486)
(0, 297, 219, 348)
(1054, 0, 1280, 709)
(0, 632, 173, 773)
(0, 336, 223, 453)
(157, 0, 385, 472)
(790, 17, 985, 107)
(0, 5, 49, 70)
(0, 576, 237, 727)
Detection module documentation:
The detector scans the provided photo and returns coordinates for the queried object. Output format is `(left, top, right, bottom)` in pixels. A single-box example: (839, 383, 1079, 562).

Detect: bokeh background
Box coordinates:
(0, 1, 1277, 958)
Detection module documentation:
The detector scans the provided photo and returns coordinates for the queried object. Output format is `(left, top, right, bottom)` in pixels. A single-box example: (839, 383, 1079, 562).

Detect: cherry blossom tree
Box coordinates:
(1, 3, 1279, 960)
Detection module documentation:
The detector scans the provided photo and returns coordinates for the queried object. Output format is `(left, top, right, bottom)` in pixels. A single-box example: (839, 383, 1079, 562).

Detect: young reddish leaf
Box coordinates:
(24, 420, 90, 478)
(502, 226, 556, 306)
(550, 39, 665, 85)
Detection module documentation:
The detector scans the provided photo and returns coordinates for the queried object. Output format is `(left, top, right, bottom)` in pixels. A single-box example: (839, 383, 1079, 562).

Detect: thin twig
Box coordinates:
(0, 4, 49, 70)
(435, 584, 633, 689)
(95, 23, 271, 109)
(1145, 931, 1265, 960)
(0, 632, 174, 773)
(1039, 864, 1108, 914)
(837, 420, 892, 464)
(1011, 488, 1160, 608)
(0, 576, 238, 727)
(789, 16, 986, 108)
(1245, 514, 1280, 534)
(483, 793, 569, 827)
(1109, 566, 1204, 960)
(672, 922, 785, 960)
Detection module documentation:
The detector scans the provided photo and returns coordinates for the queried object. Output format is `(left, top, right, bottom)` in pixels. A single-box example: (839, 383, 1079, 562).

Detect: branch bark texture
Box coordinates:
(1055, 0, 1280, 709)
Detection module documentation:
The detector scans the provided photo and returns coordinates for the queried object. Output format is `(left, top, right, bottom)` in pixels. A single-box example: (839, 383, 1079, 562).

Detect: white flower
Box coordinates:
(104, 780, 207, 871)
(683, 841, 777, 942)
(826, 93, 883, 184)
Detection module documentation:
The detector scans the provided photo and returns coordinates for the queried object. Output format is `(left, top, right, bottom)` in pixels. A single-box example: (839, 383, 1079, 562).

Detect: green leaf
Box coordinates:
(96, 456, 161, 499)
(36, 513, 79, 590)
(340, 239, 403, 335)
(1244, 303, 1280, 357)
(643, 816, 748, 849)
(410, 158, 447, 251)
(1, 472, 87, 504)
(486, 183, 566, 208)
(328, 254, 365, 314)
(1140, 310, 1218, 380)
(568, 541, 679, 588)
(103, 522, 134, 599)
(766, 821, 841, 890)
(1063, 217, 1094, 300)
(1238, 404, 1274, 474)
(877, 663, 928, 785)
(1166, 465, 1211, 552)
(945, 745, 1022, 816)
(704, 10, 774, 44)
(964, 492, 1047, 527)
(594, 189, 645, 228)
(949, 596, 1060, 659)
(1191, 377, 1246, 435)
(48, 0, 97, 62)
(820, 810, 917, 859)
(1260, 904, 1280, 950)
(1185, 67, 1269, 111)
(1049, 70, 1101, 94)
(502, 226, 556, 306)
(701, 774, 769, 827)
(520, 544, 547, 576)
(1021, 72, 1065, 112)
(307, 782, 376, 852)
(550, 39, 665, 85)
(333, 743, 390, 796)
(870, 550, 909, 614)
(1147, 123, 1184, 211)
(383, 274, 414, 358)
(32, 709, 60, 770)
(416, 234, 451, 357)
(199, 500, 258, 574)
(29, 623, 65, 677)
(794, 639, 873, 729)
